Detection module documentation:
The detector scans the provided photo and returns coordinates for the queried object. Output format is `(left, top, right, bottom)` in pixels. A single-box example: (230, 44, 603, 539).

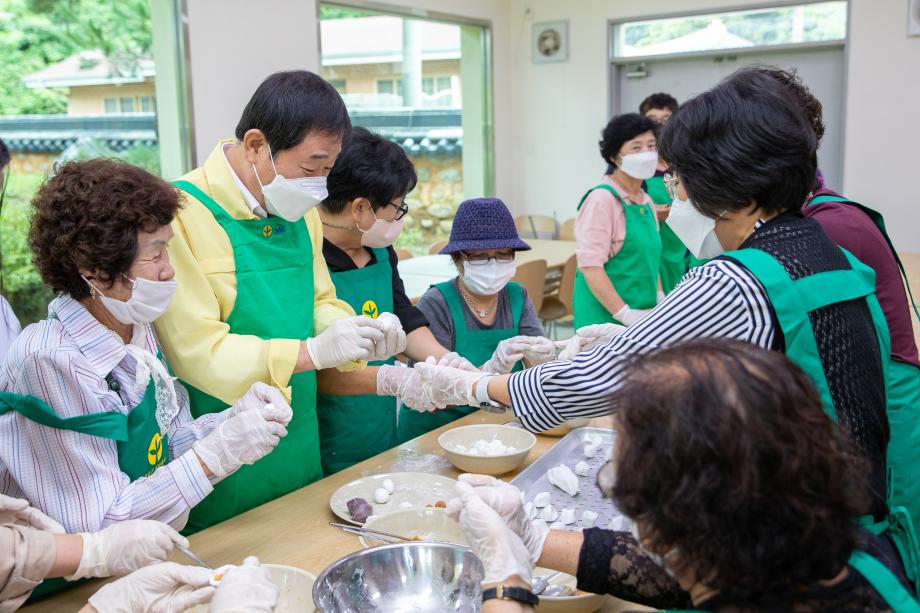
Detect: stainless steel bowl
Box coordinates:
(313, 542, 484, 612)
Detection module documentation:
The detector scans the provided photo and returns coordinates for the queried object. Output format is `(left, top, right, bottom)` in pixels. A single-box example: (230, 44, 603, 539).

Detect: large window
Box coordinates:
(320, 4, 493, 255)
(613, 1, 847, 58)
(0, 0, 187, 325)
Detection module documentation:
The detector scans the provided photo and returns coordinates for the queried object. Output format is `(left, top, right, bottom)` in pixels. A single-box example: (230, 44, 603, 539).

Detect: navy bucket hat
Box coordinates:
(440, 198, 531, 254)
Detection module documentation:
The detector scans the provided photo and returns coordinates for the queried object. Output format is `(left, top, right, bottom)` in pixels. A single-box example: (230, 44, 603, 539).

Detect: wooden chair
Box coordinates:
(539, 254, 577, 338)
(429, 240, 448, 255)
(514, 214, 557, 240)
(395, 248, 414, 260)
(512, 259, 548, 314)
(559, 217, 576, 241)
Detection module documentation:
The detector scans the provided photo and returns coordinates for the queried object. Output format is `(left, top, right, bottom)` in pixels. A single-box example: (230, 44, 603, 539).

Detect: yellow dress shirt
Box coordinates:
(155, 140, 357, 405)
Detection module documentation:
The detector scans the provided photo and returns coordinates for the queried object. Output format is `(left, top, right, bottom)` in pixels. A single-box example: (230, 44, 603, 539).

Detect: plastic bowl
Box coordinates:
(313, 542, 483, 612)
(534, 568, 608, 613)
(438, 424, 536, 475)
(264, 564, 316, 612)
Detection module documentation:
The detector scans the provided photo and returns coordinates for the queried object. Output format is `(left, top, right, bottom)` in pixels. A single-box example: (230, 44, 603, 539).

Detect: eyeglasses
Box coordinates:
(460, 252, 516, 266)
(663, 173, 680, 201)
(383, 200, 410, 221)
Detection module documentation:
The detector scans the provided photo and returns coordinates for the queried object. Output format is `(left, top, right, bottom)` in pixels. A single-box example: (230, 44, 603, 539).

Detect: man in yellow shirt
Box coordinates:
(155, 70, 405, 532)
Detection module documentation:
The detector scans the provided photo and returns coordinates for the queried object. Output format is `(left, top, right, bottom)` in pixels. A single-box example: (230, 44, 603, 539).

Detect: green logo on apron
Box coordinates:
(147, 432, 164, 465)
(262, 224, 273, 238)
(362, 300, 379, 318)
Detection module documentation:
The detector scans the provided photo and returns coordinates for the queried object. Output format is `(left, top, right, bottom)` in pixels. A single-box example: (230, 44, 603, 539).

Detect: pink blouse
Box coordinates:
(575, 175, 655, 268)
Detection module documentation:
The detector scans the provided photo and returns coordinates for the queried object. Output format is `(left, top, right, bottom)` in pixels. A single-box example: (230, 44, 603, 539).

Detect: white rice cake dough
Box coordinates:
(547, 464, 580, 497)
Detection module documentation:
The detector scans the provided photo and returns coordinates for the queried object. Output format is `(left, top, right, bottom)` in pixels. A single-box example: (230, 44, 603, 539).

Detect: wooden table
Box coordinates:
(24, 411, 648, 612)
(398, 239, 576, 300)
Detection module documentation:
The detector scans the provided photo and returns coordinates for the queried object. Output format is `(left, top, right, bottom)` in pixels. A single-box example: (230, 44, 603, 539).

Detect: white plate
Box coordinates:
(358, 508, 468, 548)
(329, 472, 458, 525)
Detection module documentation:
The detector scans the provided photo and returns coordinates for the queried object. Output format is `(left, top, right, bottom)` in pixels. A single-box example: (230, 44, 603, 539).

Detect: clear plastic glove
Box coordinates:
(70, 520, 188, 580)
(556, 323, 629, 361)
(371, 312, 408, 362)
(456, 474, 550, 564)
(436, 351, 479, 372)
(225, 382, 289, 420)
(86, 562, 214, 613)
(209, 556, 279, 613)
(447, 482, 533, 586)
(0, 493, 64, 533)
(415, 361, 486, 407)
(376, 361, 442, 412)
(481, 337, 526, 374)
(306, 316, 385, 370)
(517, 336, 556, 367)
(615, 305, 651, 326)
(193, 403, 291, 478)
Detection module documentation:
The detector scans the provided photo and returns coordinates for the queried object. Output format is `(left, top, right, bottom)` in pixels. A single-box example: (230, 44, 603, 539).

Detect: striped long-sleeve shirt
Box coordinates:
(509, 258, 776, 432)
(0, 295, 220, 533)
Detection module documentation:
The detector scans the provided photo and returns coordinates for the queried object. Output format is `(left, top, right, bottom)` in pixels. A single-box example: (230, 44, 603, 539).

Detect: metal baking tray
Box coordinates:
(511, 427, 626, 532)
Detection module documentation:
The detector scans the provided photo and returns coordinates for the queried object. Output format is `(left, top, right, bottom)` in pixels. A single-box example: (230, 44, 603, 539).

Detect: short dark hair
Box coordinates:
(235, 70, 352, 153)
(639, 92, 679, 115)
(657, 66, 817, 217)
(29, 159, 180, 300)
(599, 113, 658, 167)
(322, 127, 417, 214)
(751, 66, 824, 143)
(0, 138, 10, 170)
(612, 338, 868, 603)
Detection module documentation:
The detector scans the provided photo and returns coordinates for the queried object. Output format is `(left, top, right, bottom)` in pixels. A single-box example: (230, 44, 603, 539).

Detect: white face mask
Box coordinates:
(253, 146, 327, 222)
(617, 151, 659, 180)
(359, 210, 404, 248)
(665, 197, 725, 260)
(83, 274, 178, 325)
(461, 259, 517, 296)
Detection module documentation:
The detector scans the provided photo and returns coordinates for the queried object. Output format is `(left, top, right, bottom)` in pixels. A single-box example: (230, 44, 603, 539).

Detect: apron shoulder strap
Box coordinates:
(848, 550, 920, 612)
(371, 248, 393, 274)
(173, 179, 237, 227)
(806, 194, 920, 321)
(577, 183, 627, 212)
(505, 281, 525, 328)
(0, 392, 129, 441)
(433, 280, 469, 333)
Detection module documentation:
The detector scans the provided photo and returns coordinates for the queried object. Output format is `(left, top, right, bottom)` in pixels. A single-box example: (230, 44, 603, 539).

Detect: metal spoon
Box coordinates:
(531, 570, 563, 595)
(175, 544, 212, 570)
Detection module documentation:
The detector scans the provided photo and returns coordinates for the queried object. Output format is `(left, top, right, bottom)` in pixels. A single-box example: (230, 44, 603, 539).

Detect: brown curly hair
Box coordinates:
(611, 338, 870, 603)
(29, 159, 180, 300)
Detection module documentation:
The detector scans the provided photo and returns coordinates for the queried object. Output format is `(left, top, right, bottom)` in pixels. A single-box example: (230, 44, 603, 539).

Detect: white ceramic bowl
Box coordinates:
(533, 568, 608, 613)
(439, 424, 536, 476)
(264, 564, 316, 613)
(360, 508, 467, 548)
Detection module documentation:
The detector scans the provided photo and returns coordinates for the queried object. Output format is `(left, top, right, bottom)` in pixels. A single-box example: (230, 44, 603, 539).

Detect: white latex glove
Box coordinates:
(615, 305, 651, 326)
(225, 382, 289, 420)
(193, 403, 292, 478)
(415, 360, 486, 408)
(556, 323, 629, 361)
(481, 337, 527, 374)
(209, 556, 279, 613)
(87, 562, 214, 613)
(456, 474, 550, 564)
(70, 520, 188, 580)
(447, 482, 533, 586)
(517, 336, 556, 367)
(436, 351, 480, 372)
(657, 290, 666, 304)
(376, 361, 442, 412)
(306, 316, 385, 370)
(371, 312, 408, 362)
(0, 493, 64, 533)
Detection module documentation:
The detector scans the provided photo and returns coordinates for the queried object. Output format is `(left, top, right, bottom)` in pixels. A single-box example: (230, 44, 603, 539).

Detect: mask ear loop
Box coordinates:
(252, 142, 277, 187)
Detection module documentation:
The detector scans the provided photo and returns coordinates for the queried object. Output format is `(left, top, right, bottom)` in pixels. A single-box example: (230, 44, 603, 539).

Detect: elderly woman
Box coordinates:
(406, 66, 918, 585)
(574, 114, 663, 328)
(395, 198, 554, 442)
(0, 159, 291, 543)
(452, 339, 917, 611)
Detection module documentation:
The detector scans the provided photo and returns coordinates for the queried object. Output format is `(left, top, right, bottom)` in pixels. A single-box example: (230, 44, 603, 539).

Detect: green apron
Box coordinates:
(0, 364, 168, 601)
(807, 194, 920, 541)
(645, 175, 687, 294)
(316, 247, 398, 475)
(573, 184, 661, 328)
(662, 549, 920, 612)
(397, 281, 524, 443)
(173, 180, 321, 534)
(725, 246, 920, 592)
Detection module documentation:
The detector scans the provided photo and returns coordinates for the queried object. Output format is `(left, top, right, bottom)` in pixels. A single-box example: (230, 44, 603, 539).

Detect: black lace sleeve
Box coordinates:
(576, 528, 692, 609)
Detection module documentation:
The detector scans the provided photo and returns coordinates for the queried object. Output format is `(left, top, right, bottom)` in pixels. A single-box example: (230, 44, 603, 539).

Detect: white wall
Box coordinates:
(183, 0, 513, 199)
(507, 0, 920, 252)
